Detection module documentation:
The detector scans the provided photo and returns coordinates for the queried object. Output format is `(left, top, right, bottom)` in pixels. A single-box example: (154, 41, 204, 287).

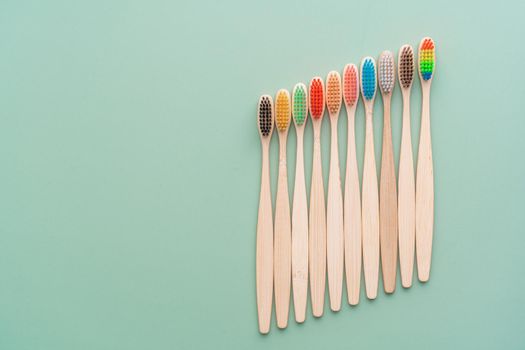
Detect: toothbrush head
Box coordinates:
(379, 51, 395, 94)
(275, 89, 291, 132)
(257, 95, 274, 138)
(309, 77, 325, 119)
(419, 37, 435, 81)
(398, 45, 414, 89)
(343, 64, 359, 107)
(326, 71, 342, 115)
(292, 83, 308, 126)
(360, 57, 377, 101)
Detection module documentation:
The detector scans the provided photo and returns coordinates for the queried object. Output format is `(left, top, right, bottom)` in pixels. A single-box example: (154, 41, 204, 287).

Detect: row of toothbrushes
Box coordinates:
(256, 37, 435, 334)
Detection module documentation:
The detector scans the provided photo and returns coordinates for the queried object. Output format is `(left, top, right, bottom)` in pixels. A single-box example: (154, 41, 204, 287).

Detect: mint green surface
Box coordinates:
(1, 0, 524, 349)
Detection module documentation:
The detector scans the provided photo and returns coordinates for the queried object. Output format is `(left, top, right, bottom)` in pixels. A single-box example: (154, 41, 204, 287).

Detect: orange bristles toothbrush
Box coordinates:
(325, 71, 344, 311)
(256, 95, 274, 334)
(342, 64, 362, 305)
(416, 37, 436, 282)
(274, 89, 292, 328)
(291, 83, 309, 323)
(308, 77, 327, 317)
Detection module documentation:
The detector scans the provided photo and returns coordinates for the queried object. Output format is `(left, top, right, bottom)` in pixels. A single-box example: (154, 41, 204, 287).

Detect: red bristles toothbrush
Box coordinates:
(308, 77, 327, 317)
(325, 71, 344, 311)
(342, 64, 361, 305)
(416, 37, 436, 282)
(274, 89, 292, 328)
(256, 95, 274, 334)
(360, 57, 380, 300)
(291, 83, 308, 323)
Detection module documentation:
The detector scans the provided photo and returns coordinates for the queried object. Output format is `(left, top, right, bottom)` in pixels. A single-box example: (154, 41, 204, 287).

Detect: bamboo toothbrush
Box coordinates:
(343, 64, 362, 305)
(274, 89, 292, 328)
(378, 51, 398, 293)
(416, 37, 436, 282)
(291, 83, 309, 323)
(256, 95, 274, 334)
(360, 57, 380, 300)
(325, 71, 344, 311)
(308, 77, 326, 317)
(397, 45, 416, 288)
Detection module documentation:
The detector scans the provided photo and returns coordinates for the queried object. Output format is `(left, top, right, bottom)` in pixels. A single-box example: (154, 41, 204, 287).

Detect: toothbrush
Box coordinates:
(274, 89, 292, 328)
(325, 71, 344, 311)
(416, 37, 436, 282)
(378, 51, 398, 294)
(360, 57, 380, 300)
(343, 64, 362, 305)
(308, 77, 326, 317)
(256, 95, 274, 334)
(291, 83, 309, 323)
(397, 45, 416, 288)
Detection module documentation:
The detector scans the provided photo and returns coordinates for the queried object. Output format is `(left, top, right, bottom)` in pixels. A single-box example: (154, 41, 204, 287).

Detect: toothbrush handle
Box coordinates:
(274, 136, 291, 328)
(362, 109, 379, 300)
(344, 110, 361, 305)
(379, 98, 398, 293)
(292, 130, 308, 323)
(309, 126, 326, 317)
(398, 93, 415, 288)
(327, 119, 343, 311)
(416, 86, 434, 282)
(256, 142, 273, 334)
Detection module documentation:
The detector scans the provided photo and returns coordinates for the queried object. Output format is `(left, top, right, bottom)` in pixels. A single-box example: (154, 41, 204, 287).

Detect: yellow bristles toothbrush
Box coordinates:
(416, 37, 436, 282)
(325, 71, 344, 311)
(360, 57, 380, 300)
(343, 64, 362, 305)
(256, 95, 274, 334)
(291, 83, 308, 323)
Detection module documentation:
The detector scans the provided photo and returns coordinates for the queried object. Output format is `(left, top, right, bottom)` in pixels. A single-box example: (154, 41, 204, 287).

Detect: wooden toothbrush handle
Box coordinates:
(274, 137, 291, 328)
(416, 87, 434, 282)
(362, 110, 379, 300)
(344, 111, 361, 305)
(309, 127, 326, 317)
(291, 130, 308, 323)
(256, 143, 273, 334)
(398, 93, 415, 288)
(327, 119, 343, 311)
(379, 98, 398, 294)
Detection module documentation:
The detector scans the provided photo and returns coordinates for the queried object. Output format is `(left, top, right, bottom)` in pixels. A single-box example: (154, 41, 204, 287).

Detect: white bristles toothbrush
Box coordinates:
(378, 51, 398, 293)
(397, 44, 416, 288)
(343, 64, 362, 305)
(291, 83, 309, 323)
(416, 37, 436, 282)
(256, 95, 274, 334)
(360, 57, 380, 300)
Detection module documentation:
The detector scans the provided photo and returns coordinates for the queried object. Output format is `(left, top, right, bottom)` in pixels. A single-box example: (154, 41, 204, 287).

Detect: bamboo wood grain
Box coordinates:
(274, 131, 291, 328)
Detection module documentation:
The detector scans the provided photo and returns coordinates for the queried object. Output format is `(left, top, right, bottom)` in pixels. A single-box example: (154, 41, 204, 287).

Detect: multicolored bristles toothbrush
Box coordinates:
(308, 77, 326, 317)
(274, 89, 292, 328)
(343, 64, 362, 305)
(291, 83, 308, 323)
(360, 57, 380, 300)
(397, 44, 416, 288)
(416, 37, 435, 282)
(325, 71, 344, 311)
(256, 95, 274, 334)
(378, 51, 398, 293)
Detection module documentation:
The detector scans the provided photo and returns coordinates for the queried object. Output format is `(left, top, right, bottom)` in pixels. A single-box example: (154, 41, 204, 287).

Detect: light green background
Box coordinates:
(1, 0, 524, 349)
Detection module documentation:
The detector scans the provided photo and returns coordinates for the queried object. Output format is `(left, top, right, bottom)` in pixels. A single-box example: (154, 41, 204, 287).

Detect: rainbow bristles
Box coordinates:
(292, 84, 307, 126)
(361, 57, 376, 100)
(309, 77, 324, 119)
(343, 64, 359, 107)
(275, 89, 291, 132)
(419, 38, 435, 81)
(326, 71, 342, 115)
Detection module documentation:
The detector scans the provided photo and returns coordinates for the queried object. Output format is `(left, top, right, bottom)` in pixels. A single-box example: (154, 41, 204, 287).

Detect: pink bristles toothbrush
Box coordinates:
(343, 64, 362, 305)
(360, 57, 380, 300)
(416, 37, 436, 282)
